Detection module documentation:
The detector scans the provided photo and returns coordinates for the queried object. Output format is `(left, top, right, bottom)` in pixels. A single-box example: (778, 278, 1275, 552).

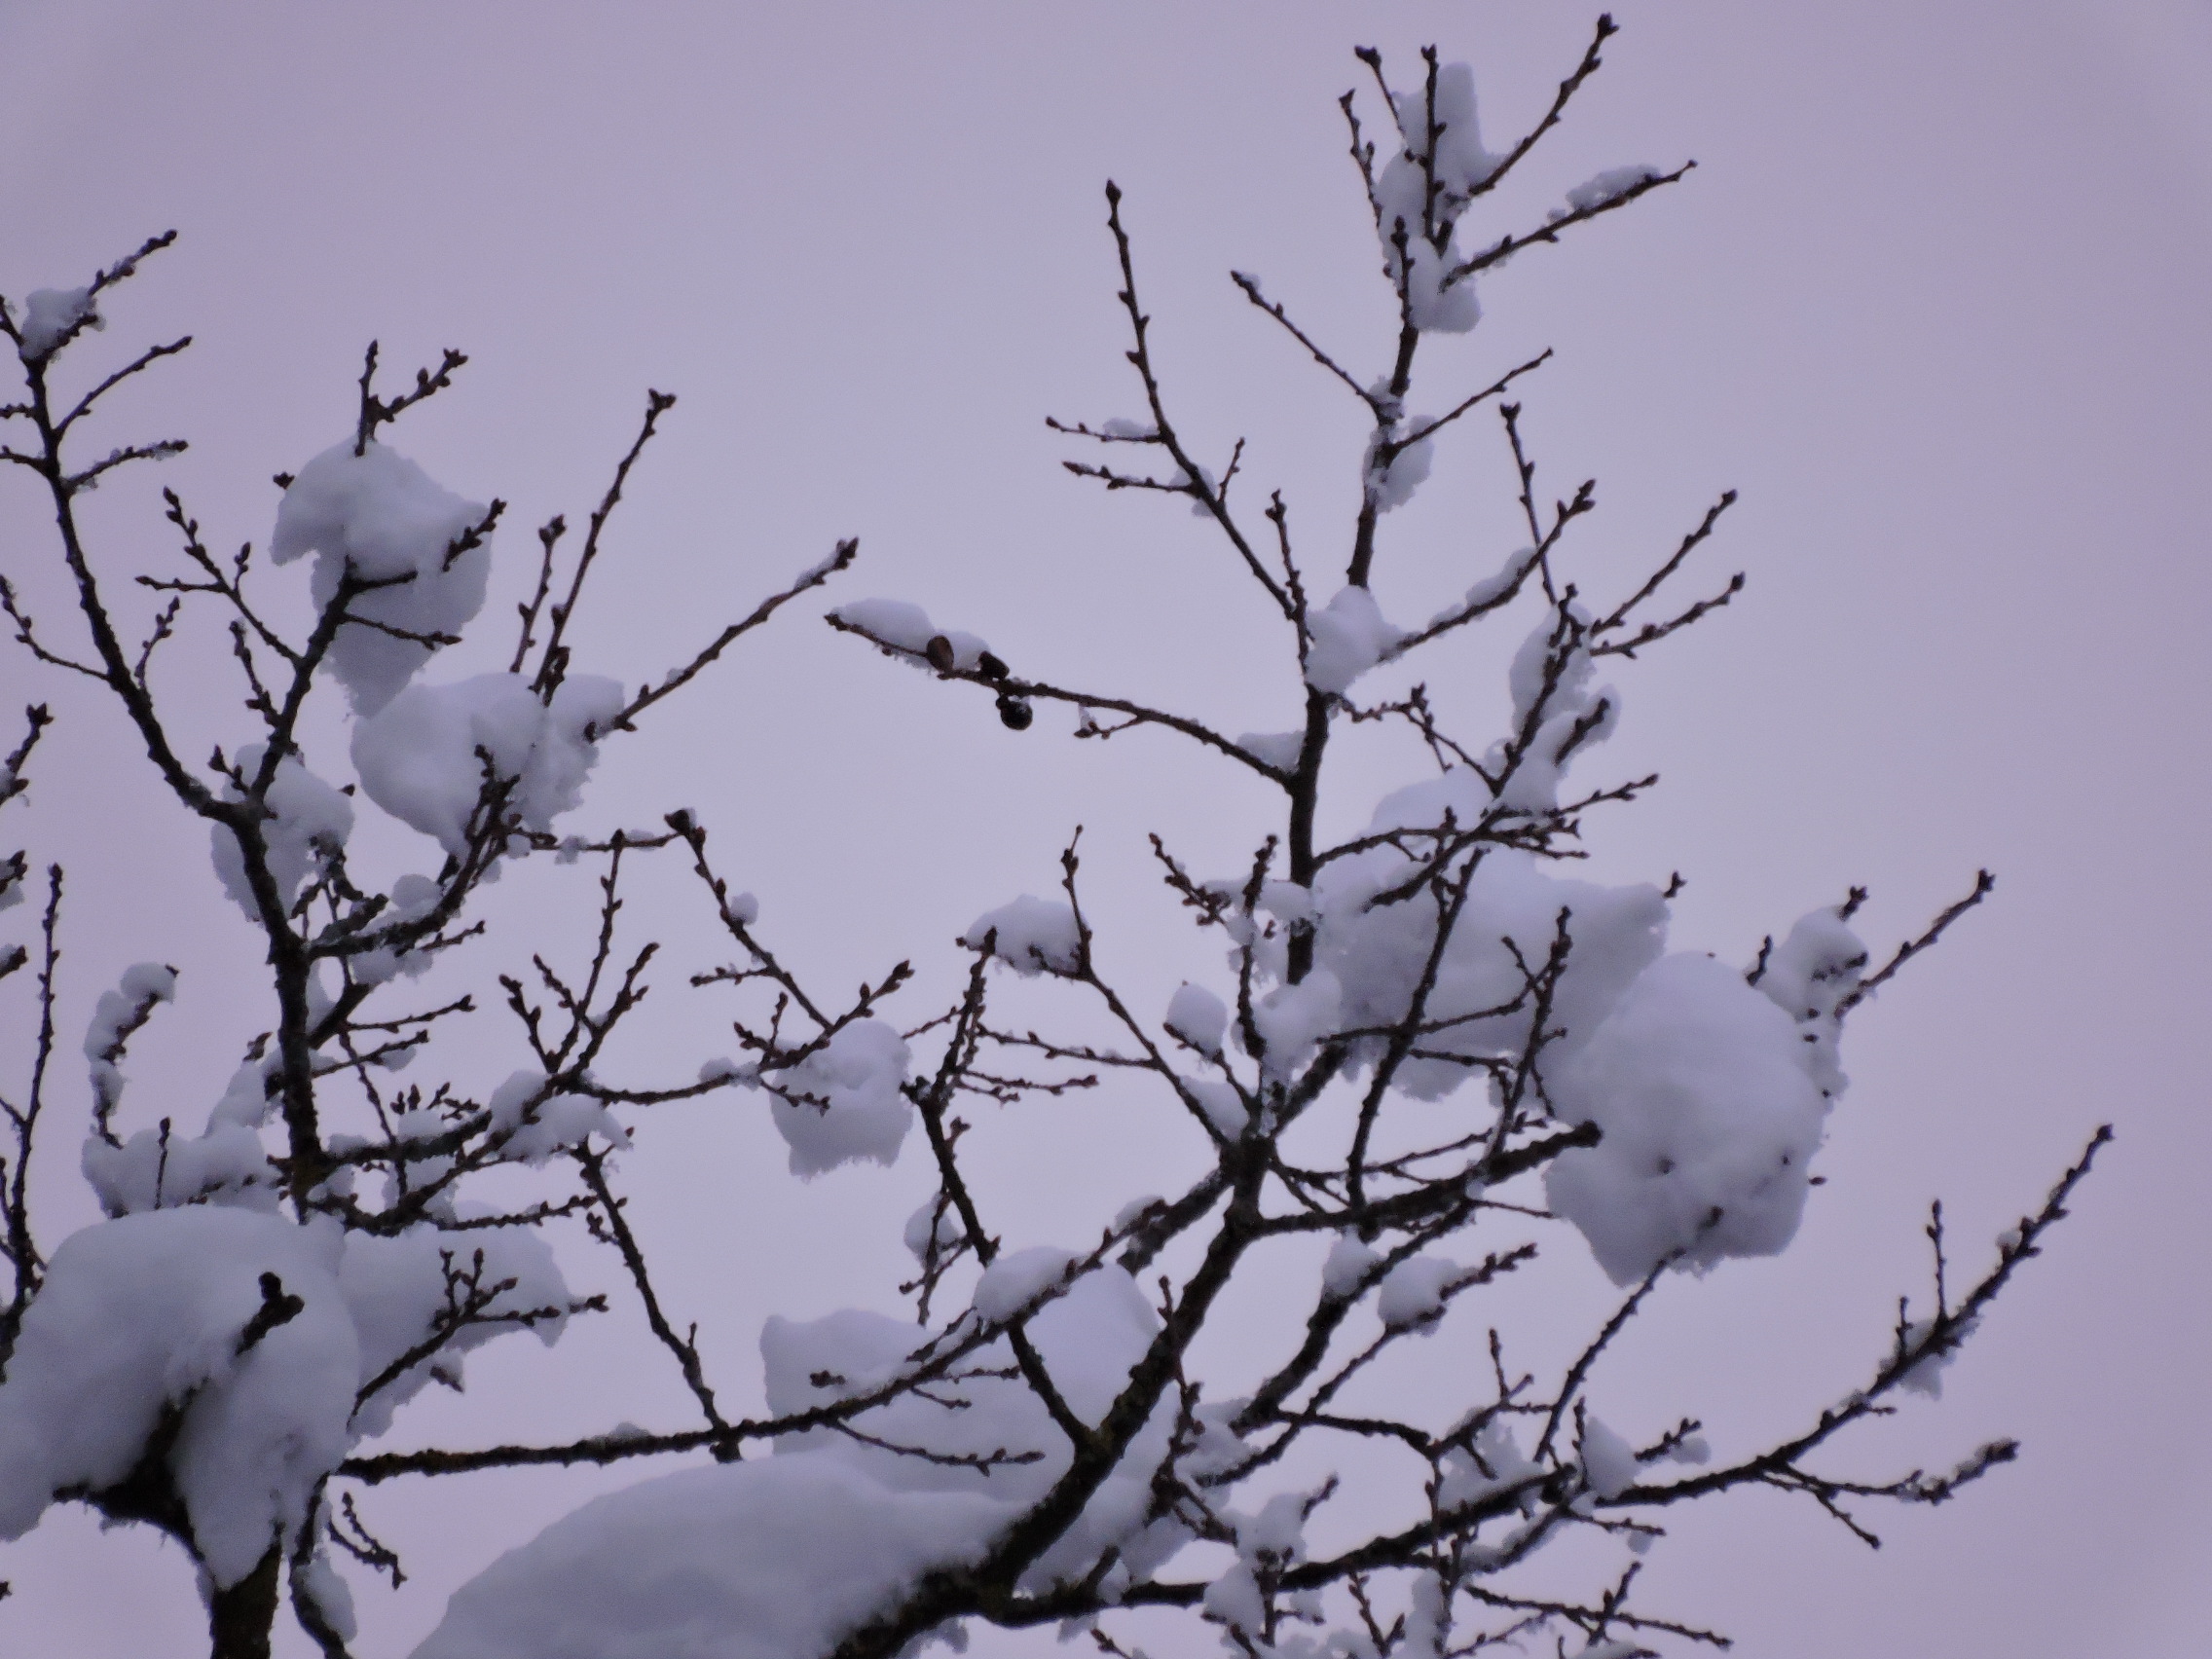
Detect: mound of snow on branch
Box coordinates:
(964, 895, 1082, 976)
(1314, 773, 1667, 1102)
(832, 598, 992, 671)
(762, 1020, 912, 1176)
(414, 1457, 1002, 1659)
(208, 747, 355, 918)
(271, 441, 493, 714)
(351, 672, 625, 856)
(416, 1267, 1181, 1659)
(0, 1209, 357, 1588)
(82, 1123, 278, 1217)
(1304, 585, 1404, 695)
(1543, 953, 1832, 1283)
(15, 285, 101, 361)
(1374, 60, 1496, 333)
(0, 1208, 578, 1583)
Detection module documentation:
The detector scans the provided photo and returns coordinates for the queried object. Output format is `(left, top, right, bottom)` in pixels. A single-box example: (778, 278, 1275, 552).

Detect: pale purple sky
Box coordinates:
(2, 2, 2207, 1655)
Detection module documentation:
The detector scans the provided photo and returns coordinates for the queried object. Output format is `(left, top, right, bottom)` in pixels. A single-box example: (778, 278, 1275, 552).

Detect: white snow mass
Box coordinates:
(0, 1208, 357, 1588)
(15, 285, 101, 362)
(271, 441, 494, 714)
(1371, 61, 1495, 333)
(1543, 953, 1830, 1284)
(964, 895, 1082, 977)
(831, 598, 991, 672)
(1164, 982, 1229, 1054)
(1316, 775, 1668, 1103)
(1304, 586, 1405, 696)
(417, 1267, 1179, 1659)
(351, 672, 625, 856)
(763, 1020, 913, 1176)
(209, 747, 355, 918)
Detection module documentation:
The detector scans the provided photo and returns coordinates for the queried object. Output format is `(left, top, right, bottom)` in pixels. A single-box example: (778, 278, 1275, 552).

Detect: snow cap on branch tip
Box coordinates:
(1165, 982, 1228, 1054)
(271, 440, 494, 714)
(15, 286, 102, 362)
(1378, 1254, 1458, 1330)
(763, 1020, 912, 1177)
(0, 1209, 356, 1588)
(965, 895, 1082, 977)
(1544, 953, 1830, 1284)
(486, 1070, 628, 1166)
(350, 672, 624, 857)
(1305, 586, 1404, 695)
(209, 747, 353, 919)
(832, 598, 993, 674)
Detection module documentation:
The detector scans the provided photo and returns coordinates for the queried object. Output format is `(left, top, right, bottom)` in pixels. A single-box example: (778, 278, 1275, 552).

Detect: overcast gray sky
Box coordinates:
(2, 2, 2207, 1655)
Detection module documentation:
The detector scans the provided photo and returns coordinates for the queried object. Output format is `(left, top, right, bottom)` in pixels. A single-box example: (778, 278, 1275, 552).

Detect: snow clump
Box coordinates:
(1494, 611, 1619, 812)
(1754, 905, 1868, 1100)
(1377, 1255, 1459, 1330)
(416, 1267, 1179, 1659)
(82, 961, 176, 1123)
(1423, 545, 1541, 633)
(1543, 953, 1831, 1284)
(483, 1070, 628, 1167)
(340, 1223, 572, 1437)
(1304, 585, 1405, 695)
(1373, 60, 1497, 333)
(964, 895, 1082, 976)
(831, 598, 992, 672)
(1184, 1076, 1248, 1138)
(762, 1019, 912, 1177)
(1235, 729, 1304, 773)
(1576, 1415, 1642, 1499)
(1204, 1488, 1322, 1643)
(0, 1203, 582, 1588)
(15, 286, 101, 362)
(1322, 1233, 1381, 1300)
(1563, 166, 1663, 215)
(0, 1208, 357, 1588)
(972, 1244, 1078, 1324)
(1164, 982, 1229, 1054)
(351, 672, 625, 856)
(82, 1123, 278, 1218)
(270, 441, 494, 714)
(1247, 967, 1342, 1081)
(902, 1198, 961, 1263)
(1316, 776, 1668, 1103)
(209, 747, 355, 917)
(411, 1456, 1003, 1659)
(1365, 424, 1435, 511)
